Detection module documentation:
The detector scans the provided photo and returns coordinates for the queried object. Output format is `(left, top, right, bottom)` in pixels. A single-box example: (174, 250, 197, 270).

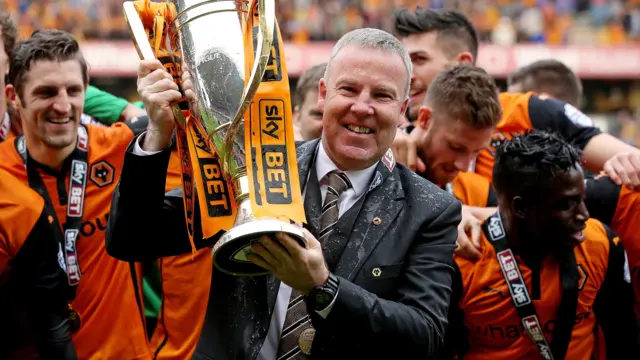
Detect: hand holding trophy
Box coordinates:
(124, 0, 307, 276)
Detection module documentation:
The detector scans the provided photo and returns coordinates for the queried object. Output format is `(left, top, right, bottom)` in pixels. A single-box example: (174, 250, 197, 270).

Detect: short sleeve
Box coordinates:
(528, 95, 602, 150)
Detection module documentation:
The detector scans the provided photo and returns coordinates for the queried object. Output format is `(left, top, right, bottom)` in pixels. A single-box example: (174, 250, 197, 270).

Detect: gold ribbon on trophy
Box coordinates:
(242, 1, 305, 222)
(124, 0, 306, 276)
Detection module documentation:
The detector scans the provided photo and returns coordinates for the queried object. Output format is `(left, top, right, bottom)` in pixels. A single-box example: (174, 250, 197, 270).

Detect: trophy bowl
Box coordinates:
(124, 0, 307, 276)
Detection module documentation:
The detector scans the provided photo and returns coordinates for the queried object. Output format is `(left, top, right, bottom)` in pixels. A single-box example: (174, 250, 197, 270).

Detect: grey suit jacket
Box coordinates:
(106, 136, 462, 360)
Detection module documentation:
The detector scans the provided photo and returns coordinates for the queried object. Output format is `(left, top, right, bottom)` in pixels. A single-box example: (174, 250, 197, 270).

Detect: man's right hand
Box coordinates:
(137, 59, 182, 152)
(391, 128, 426, 173)
(455, 207, 483, 261)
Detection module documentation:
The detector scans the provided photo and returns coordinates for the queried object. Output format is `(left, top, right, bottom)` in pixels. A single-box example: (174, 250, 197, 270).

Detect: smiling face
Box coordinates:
(14, 59, 85, 151)
(402, 32, 455, 121)
(520, 165, 589, 253)
(416, 111, 494, 185)
(319, 45, 409, 170)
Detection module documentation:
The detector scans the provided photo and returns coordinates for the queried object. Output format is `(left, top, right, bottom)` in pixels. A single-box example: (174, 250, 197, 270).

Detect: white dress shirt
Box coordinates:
(133, 135, 378, 359)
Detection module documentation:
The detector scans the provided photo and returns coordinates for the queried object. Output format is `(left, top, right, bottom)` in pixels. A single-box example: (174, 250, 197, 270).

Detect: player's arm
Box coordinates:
(593, 225, 640, 357)
(464, 185, 499, 220)
(106, 133, 209, 262)
(84, 85, 146, 124)
(526, 95, 632, 175)
(584, 134, 640, 176)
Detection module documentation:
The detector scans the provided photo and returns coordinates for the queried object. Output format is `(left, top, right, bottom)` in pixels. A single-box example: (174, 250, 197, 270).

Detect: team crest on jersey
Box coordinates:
(90, 160, 115, 188)
(382, 149, 395, 172)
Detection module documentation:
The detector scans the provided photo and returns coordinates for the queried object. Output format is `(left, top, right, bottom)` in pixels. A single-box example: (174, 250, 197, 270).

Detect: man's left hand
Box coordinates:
(248, 228, 329, 295)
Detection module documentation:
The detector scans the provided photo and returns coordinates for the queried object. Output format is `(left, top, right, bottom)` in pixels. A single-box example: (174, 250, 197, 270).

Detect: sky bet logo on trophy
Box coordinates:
(123, 0, 306, 276)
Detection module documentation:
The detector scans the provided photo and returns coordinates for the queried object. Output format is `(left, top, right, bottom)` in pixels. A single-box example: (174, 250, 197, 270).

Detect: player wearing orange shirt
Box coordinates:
(394, 7, 640, 182)
(404, 63, 501, 210)
(585, 172, 640, 318)
(442, 131, 640, 360)
(0, 29, 151, 359)
(148, 148, 213, 359)
(0, 169, 77, 359)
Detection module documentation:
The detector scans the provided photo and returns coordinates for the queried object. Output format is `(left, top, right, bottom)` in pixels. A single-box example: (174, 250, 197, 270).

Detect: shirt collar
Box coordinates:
(315, 142, 379, 197)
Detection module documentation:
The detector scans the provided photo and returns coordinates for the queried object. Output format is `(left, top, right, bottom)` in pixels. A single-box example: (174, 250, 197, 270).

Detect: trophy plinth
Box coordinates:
(211, 173, 306, 276)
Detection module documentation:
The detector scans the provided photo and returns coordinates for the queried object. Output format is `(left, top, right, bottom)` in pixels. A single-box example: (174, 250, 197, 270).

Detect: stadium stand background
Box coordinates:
(2, 0, 640, 145)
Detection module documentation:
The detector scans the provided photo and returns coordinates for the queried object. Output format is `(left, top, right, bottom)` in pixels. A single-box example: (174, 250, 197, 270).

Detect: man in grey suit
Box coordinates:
(106, 28, 461, 359)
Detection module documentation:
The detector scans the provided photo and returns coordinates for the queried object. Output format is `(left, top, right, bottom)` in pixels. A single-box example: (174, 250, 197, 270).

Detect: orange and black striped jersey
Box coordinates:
(450, 171, 497, 208)
(474, 92, 602, 180)
(0, 121, 152, 360)
(0, 169, 76, 359)
(444, 218, 639, 360)
(585, 176, 640, 318)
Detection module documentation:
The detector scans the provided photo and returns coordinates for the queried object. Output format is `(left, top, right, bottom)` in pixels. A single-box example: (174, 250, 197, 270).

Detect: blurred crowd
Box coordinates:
(3, 0, 640, 45)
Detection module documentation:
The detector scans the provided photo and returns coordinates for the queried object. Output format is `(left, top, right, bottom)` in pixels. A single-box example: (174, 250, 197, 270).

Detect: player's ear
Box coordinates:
(511, 196, 526, 219)
(6, 84, 18, 108)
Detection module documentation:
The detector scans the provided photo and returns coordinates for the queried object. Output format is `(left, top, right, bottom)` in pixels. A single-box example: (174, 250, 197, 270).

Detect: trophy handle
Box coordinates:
(123, 2, 156, 61)
(219, 0, 275, 171)
(234, 0, 275, 125)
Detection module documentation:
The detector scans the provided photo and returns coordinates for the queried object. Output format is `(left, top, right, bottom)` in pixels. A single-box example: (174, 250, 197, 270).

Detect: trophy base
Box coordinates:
(212, 219, 307, 276)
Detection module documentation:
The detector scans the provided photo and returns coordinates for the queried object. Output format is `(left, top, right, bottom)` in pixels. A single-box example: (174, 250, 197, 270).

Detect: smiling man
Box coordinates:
(107, 28, 462, 360)
(0, 29, 151, 359)
(394, 7, 640, 183)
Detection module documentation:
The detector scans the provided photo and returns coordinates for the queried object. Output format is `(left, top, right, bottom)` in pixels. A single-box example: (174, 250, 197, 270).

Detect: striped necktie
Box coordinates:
(276, 171, 352, 360)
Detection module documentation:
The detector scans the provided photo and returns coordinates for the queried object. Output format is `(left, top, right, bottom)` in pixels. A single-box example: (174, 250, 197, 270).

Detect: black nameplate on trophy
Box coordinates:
(260, 99, 292, 204)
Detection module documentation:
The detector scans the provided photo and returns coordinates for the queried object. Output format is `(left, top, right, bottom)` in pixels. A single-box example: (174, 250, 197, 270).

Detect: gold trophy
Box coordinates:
(124, 0, 307, 276)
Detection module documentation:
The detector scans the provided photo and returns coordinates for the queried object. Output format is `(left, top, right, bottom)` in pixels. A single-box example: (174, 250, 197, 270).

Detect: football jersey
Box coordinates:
(474, 92, 602, 180)
(0, 121, 152, 360)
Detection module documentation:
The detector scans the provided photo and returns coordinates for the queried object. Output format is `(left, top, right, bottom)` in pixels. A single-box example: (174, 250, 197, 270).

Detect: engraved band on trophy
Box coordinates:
(123, 0, 307, 276)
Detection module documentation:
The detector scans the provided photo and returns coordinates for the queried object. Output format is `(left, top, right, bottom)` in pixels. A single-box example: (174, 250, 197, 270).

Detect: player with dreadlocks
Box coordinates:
(441, 130, 640, 360)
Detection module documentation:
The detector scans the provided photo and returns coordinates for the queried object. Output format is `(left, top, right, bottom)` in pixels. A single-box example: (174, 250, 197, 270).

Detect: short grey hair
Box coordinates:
(324, 28, 412, 99)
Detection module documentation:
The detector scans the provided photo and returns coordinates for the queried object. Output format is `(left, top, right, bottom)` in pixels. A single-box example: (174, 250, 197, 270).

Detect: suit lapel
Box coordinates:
(334, 149, 405, 281)
(295, 139, 320, 191)
(302, 167, 322, 236)
(295, 138, 322, 235)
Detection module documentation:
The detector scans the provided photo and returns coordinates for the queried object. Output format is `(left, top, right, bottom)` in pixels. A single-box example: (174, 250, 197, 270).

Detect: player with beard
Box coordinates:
(408, 63, 502, 258)
(0, 13, 144, 142)
(442, 131, 640, 359)
(392, 8, 640, 187)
